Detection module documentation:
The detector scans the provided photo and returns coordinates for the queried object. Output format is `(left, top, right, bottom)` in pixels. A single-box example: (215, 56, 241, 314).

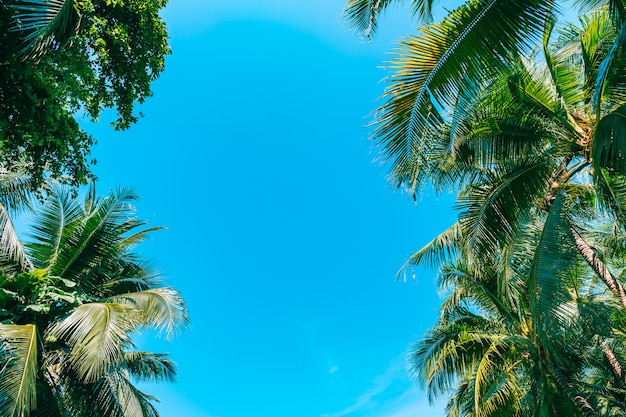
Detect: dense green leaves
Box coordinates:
(0, 0, 170, 187)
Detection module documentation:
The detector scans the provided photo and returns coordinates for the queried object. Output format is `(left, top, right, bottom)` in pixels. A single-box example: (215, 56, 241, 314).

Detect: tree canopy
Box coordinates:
(1, 0, 170, 187)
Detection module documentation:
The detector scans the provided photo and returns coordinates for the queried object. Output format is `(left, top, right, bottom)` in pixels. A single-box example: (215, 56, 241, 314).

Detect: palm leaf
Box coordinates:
(343, 0, 400, 38)
(456, 156, 555, 267)
(27, 184, 83, 271)
(124, 351, 176, 383)
(0, 204, 33, 273)
(49, 185, 146, 287)
(110, 288, 189, 341)
(398, 222, 461, 278)
(45, 303, 137, 383)
(592, 103, 626, 175)
(374, 0, 554, 188)
(11, 0, 80, 58)
(0, 324, 38, 417)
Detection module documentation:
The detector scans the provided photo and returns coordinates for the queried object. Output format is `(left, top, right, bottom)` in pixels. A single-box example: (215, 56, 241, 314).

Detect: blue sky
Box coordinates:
(80, 1, 458, 416)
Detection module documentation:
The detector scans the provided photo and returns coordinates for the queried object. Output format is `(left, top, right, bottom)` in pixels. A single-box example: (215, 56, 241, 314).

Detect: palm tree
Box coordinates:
(351, 7, 626, 413)
(410, 194, 626, 416)
(0, 184, 188, 417)
(342, 0, 626, 195)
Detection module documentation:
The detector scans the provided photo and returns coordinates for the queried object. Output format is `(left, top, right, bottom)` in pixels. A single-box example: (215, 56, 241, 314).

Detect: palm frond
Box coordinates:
(592, 104, 626, 175)
(11, 0, 80, 58)
(398, 222, 460, 278)
(47, 185, 147, 288)
(0, 324, 38, 417)
(0, 203, 33, 273)
(343, 0, 400, 38)
(456, 156, 555, 267)
(375, 0, 554, 188)
(124, 351, 176, 383)
(525, 194, 579, 339)
(110, 288, 189, 341)
(45, 303, 137, 383)
(27, 185, 83, 271)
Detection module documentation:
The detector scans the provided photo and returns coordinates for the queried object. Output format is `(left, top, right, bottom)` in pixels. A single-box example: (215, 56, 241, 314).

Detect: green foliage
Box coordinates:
(345, 1, 626, 415)
(0, 0, 170, 187)
(0, 184, 188, 417)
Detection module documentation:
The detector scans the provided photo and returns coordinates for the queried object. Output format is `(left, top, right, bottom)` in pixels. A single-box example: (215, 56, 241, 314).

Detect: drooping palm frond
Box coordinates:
(525, 194, 579, 338)
(343, 0, 440, 38)
(343, 0, 400, 38)
(60, 368, 160, 417)
(45, 303, 137, 383)
(592, 104, 626, 175)
(124, 351, 176, 383)
(0, 324, 38, 417)
(109, 288, 189, 341)
(0, 203, 33, 273)
(398, 222, 461, 278)
(93, 371, 160, 417)
(11, 0, 80, 58)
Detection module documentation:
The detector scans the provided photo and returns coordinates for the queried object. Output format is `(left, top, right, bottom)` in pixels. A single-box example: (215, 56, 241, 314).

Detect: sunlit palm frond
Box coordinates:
(0, 324, 38, 417)
(110, 288, 189, 341)
(375, 0, 555, 189)
(343, 0, 399, 38)
(50, 185, 146, 284)
(411, 308, 507, 402)
(45, 303, 137, 383)
(27, 184, 83, 271)
(0, 203, 33, 273)
(398, 222, 461, 278)
(11, 0, 80, 58)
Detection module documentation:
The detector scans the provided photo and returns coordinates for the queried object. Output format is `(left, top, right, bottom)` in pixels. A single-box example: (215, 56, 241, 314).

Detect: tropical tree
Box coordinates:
(409, 192, 626, 416)
(0, 183, 188, 417)
(0, 0, 170, 186)
(342, 0, 626, 194)
(343, 2, 626, 414)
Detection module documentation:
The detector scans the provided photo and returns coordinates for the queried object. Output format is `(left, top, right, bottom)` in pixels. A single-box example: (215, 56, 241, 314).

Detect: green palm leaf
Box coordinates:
(27, 185, 83, 271)
(124, 351, 176, 383)
(592, 103, 626, 175)
(456, 156, 555, 267)
(0, 324, 38, 417)
(375, 0, 554, 187)
(110, 288, 189, 341)
(45, 303, 137, 383)
(11, 0, 80, 58)
(398, 222, 461, 278)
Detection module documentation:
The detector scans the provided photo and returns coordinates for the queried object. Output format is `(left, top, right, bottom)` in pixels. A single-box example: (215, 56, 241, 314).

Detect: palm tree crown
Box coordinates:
(0, 183, 188, 417)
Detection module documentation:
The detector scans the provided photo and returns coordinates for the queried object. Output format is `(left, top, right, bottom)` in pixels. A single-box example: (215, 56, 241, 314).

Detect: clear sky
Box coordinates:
(80, 1, 458, 416)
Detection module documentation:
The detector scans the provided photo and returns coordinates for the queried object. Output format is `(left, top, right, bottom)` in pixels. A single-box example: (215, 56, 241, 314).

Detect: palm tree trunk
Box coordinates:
(571, 227, 626, 310)
(602, 341, 624, 382)
(543, 361, 597, 417)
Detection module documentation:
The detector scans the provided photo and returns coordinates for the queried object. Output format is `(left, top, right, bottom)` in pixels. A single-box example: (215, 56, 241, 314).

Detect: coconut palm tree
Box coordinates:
(410, 193, 626, 416)
(0, 184, 188, 417)
(342, 0, 626, 195)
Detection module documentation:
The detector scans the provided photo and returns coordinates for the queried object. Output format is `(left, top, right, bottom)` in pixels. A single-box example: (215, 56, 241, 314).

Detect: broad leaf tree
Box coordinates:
(0, 0, 170, 186)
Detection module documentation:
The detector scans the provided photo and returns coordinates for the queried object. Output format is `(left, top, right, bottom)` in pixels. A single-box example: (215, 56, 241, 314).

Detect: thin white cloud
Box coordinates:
(329, 365, 339, 374)
(322, 356, 408, 417)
